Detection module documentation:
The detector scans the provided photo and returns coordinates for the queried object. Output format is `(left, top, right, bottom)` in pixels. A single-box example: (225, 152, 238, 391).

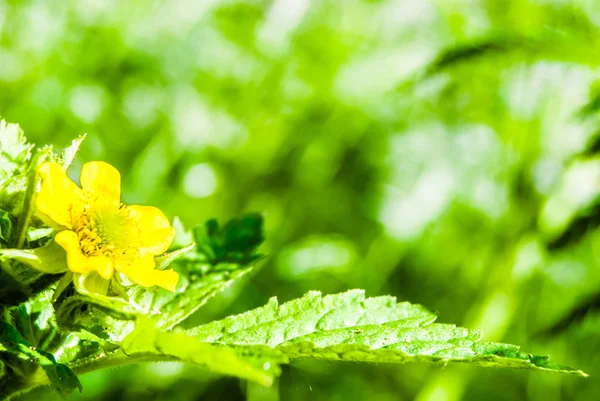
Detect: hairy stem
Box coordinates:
(72, 352, 181, 375)
(10, 149, 51, 249)
(3, 352, 181, 401)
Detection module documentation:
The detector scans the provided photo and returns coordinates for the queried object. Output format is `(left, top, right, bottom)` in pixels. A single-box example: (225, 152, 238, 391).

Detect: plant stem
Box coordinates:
(72, 352, 181, 375)
(3, 352, 181, 401)
(10, 149, 51, 249)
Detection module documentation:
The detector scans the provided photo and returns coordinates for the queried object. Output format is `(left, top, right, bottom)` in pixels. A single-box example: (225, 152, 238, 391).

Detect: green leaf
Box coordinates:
(428, 35, 526, 72)
(58, 134, 86, 169)
(0, 210, 12, 246)
(188, 290, 587, 376)
(26, 227, 54, 244)
(171, 216, 193, 248)
(0, 120, 34, 187)
(153, 243, 195, 270)
(42, 363, 83, 395)
(54, 290, 139, 332)
(193, 213, 265, 266)
(0, 120, 35, 218)
(0, 321, 82, 395)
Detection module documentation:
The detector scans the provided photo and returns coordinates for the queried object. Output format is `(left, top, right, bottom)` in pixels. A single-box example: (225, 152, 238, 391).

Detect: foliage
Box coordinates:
(0, 121, 588, 401)
(1, 1, 600, 400)
(190, 290, 585, 375)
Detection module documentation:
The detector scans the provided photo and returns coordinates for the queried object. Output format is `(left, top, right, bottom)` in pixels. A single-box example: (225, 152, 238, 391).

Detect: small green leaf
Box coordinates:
(59, 134, 86, 169)
(0, 210, 12, 245)
(42, 363, 82, 395)
(26, 227, 54, 243)
(0, 120, 35, 217)
(0, 321, 30, 351)
(154, 243, 195, 270)
(0, 120, 34, 187)
(193, 213, 265, 265)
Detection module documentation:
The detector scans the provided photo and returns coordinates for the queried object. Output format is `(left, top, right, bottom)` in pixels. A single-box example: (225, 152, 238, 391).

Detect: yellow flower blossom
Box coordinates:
(35, 161, 179, 292)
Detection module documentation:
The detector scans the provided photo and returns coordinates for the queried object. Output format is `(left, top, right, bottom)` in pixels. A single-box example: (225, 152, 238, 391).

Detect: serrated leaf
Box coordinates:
(190, 290, 435, 344)
(0, 120, 35, 217)
(188, 290, 587, 376)
(59, 134, 86, 169)
(0, 120, 33, 187)
(0, 321, 82, 395)
(54, 290, 140, 332)
(193, 213, 265, 265)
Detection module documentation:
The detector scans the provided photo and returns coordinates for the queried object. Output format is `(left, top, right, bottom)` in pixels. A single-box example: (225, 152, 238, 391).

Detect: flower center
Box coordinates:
(74, 198, 140, 257)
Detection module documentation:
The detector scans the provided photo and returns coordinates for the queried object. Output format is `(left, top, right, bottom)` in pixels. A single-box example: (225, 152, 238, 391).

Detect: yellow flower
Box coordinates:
(35, 161, 179, 292)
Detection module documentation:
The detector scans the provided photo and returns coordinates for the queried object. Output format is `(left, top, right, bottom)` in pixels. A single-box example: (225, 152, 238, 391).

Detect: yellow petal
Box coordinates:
(129, 205, 175, 255)
(115, 253, 179, 292)
(55, 230, 114, 279)
(87, 255, 114, 280)
(36, 162, 84, 230)
(80, 161, 121, 201)
(55, 231, 88, 273)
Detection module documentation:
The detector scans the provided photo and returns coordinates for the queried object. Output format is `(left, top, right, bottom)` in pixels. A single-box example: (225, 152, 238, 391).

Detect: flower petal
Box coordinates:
(55, 231, 89, 273)
(55, 230, 114, 279)
(80, 161, 121, 201)
(36, 162, 84, 230)
(115, 253, 179, 292)
(129, 205, 175, 255)
(87, 255, 114, 280)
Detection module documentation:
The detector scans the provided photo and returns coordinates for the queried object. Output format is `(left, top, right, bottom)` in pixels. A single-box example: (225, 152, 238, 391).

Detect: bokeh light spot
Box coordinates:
(182, 163, 218, 199)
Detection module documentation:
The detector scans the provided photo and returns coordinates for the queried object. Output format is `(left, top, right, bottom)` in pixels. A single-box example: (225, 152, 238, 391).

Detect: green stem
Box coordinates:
(10, 149, 51, 249)
(3, 352, 181, 401)
(72, 352, 181, 374)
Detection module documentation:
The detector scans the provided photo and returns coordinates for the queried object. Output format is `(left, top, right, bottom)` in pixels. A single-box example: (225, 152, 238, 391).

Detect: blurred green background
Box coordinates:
(2, 0, 600, 400)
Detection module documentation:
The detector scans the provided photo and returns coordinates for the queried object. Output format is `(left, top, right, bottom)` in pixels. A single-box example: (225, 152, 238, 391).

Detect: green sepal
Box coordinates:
(0, 240, 68, 274)
(154, 242, 195, 270)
